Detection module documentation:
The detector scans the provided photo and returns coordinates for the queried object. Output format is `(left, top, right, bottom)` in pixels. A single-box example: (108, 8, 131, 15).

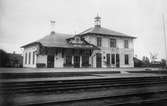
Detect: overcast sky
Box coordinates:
(0, 0, 167, 60)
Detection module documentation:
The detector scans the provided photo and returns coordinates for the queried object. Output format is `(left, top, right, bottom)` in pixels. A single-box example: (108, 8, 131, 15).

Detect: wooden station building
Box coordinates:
(22, 16, 136, 68)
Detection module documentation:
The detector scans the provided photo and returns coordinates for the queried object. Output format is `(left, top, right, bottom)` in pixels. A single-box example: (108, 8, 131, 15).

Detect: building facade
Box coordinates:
(22, 16, 136, 68)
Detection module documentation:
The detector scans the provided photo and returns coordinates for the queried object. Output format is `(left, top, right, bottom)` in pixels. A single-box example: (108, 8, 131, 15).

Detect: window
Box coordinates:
(125, 54, 129, 65)
(111, 54, 115, 64)
(66, 56, 72, 65)
(97, 37, 102, 47)
(110, 39, 116, 48)
(25, 53, 27, 64)
(124, 40, 129, 48)
(106, 54, 110, 65)
(33, 51, 35, 65)
(29, 52, 31, 64)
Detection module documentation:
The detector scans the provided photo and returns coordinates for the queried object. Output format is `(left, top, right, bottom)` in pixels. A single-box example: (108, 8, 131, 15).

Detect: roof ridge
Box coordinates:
(78, 26, 136, 38)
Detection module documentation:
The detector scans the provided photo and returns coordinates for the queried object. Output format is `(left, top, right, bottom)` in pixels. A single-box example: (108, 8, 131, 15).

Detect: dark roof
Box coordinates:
(36, 31, 71, 48)
(22, 31, 98, 49)
(22, 31, 70, 48)
(78, 26, 136, 38)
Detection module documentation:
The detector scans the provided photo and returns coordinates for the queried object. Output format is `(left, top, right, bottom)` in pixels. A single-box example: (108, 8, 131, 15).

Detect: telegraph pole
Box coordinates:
(162, 14, 167, 67)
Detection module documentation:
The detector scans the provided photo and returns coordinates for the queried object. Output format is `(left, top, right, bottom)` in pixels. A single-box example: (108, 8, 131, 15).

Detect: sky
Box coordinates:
(0, 0, 167, 60)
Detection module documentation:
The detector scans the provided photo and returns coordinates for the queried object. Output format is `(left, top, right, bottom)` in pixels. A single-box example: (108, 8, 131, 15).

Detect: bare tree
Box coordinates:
(150, 52, 158, 63)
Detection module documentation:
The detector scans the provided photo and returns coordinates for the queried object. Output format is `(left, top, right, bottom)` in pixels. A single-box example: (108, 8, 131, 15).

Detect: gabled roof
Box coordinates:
(78, 26, 136, 38)
(21, 31, 98, 49)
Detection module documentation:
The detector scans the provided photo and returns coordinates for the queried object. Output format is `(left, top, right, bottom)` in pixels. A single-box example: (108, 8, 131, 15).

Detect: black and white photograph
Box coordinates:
(0, 0, 167, 106)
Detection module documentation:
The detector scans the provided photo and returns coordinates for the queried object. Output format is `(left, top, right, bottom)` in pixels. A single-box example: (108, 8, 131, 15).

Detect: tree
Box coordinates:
(0, 49, 23, 68)
(161, 59, 166, 68)
(150, 52, 158, 63)
(142, 56, 150, 67)
(0, 49, 10, 67)
(134, 57, 144, 67)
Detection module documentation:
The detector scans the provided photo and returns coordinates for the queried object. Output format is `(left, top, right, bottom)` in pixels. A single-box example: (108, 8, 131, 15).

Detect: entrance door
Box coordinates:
(47, 55, 54, 68)
(74, 56, 80, 68)
(96, 53, 102, 68)
(116, 54, 120, 68)
(82, 56, 89, 67)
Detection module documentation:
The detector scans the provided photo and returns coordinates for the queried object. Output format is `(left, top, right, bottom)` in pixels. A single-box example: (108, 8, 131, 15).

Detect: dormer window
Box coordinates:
(75, 37, 80, 43)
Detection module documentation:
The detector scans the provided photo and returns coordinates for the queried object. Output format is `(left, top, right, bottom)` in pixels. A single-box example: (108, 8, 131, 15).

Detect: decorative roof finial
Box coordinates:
(50, 20, 56, 33)
(94, 13, 101, 27)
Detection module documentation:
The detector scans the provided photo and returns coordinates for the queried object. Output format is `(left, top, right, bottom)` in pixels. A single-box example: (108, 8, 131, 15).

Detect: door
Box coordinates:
(96, 53, 102, 68)
(74, 56, 80, 68)
(47, 55, 54, 68)
(116, 54, 120, 68)
(82, 56, 89, 67)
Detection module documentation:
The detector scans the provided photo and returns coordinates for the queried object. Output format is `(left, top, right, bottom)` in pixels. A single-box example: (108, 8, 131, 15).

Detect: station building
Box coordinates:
(22, 16, 136, 68)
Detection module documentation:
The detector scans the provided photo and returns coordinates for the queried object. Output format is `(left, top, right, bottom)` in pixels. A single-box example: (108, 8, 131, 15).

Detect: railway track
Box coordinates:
(0, 76, 167, 94)
(40, 90, 167, 106)
(1, 76, 167, 94)
(1, 74, 167, 106)
(11, 83, 167, 106)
